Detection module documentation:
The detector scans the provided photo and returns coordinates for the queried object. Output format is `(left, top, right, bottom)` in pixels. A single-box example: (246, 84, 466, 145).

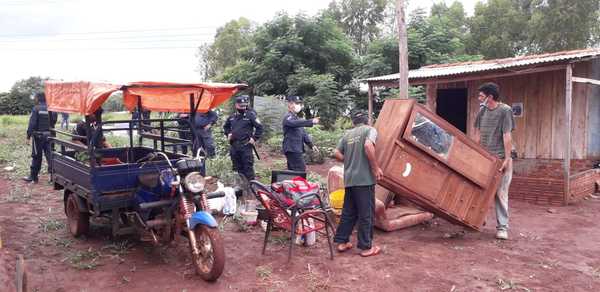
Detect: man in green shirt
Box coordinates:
(474, 82, 515, 240)
(333, 110, 383, 257)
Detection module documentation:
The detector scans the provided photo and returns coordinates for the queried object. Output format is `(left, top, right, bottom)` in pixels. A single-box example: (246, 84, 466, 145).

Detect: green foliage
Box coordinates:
(325, 0, 392, 55)
(0, 76, 48, 114)
(103, 92, 125, 112)
(287, 67, 349, 129)
(206, 155, 234, 179)
(466, 0, 530, 59)
(0, 119, 37, 178)
(527, 0, 600, 53)
(199, 17, 255, 79)
(216, 13, 355, 129)
(305, 125, 345, 157)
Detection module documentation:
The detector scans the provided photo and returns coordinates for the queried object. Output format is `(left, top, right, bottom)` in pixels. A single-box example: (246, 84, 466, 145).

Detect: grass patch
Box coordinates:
(269, 234, 289, 245)
(63, 248, 102, 270)
(4, 187, 33, 203)
(38, 218, 65, 232)
(496, 278, 530, 291)
(0, 122, 35, 178)
(256, 264, 273, 280)
(0, 115, 29, 126)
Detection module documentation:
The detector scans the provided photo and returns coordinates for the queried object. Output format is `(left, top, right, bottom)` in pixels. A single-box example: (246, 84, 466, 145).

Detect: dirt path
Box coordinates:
(1, 171, 600, 291)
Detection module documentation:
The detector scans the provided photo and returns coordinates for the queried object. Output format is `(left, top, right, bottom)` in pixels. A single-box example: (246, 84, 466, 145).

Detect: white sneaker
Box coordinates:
(496, 230, 508, 240)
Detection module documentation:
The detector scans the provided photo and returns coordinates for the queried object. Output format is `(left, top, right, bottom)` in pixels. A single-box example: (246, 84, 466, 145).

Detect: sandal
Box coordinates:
(359, 246, 381, 257)
(336, 242, 353, 252)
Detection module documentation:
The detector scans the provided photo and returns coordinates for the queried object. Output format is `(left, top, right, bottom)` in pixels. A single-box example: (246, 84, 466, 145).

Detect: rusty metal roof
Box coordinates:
(364, 48, 600, 83)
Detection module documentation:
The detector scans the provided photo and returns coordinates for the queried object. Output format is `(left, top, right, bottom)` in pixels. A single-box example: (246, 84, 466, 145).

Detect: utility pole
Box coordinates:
(396, 0, 409, 99)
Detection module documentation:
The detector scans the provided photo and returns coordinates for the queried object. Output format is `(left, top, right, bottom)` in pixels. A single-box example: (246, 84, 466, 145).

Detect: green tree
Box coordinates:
(325, 0, 391, 55)
(0, 76, 46, 115)
(466, 0, 530, 59)
(199, 17, 254, 79)
(527, 0, 600, 53)
(218, 14, 355, 128)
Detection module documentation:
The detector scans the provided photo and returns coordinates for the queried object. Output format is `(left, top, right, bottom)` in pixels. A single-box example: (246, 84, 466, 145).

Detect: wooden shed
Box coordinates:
(364, 48, 600, 205)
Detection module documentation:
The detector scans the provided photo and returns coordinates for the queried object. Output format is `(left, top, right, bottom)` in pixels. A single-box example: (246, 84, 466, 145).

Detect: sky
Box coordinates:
(0, 0, 478, 92)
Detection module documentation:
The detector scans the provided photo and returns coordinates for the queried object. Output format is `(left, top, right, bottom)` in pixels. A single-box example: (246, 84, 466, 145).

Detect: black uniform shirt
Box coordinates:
(223, 109, 264, 143)
(282, 112, 314, 153)
(27, 102, 57, 139)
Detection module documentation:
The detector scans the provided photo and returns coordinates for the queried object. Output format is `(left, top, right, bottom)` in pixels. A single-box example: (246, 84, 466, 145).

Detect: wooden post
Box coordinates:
(425, 83, 437, 112)
(564, 64, 573, 204)
(396, 0, 409, 99)
(368, 83, 374, 125)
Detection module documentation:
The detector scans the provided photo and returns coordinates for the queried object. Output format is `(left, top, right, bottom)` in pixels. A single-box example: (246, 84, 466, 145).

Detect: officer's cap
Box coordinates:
(235, 95, 250, 104)
(286, 95, 303, 103)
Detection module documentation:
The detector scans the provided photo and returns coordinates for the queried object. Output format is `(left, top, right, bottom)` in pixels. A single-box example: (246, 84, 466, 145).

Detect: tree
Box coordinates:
(199, 17, 254, 79)
(217, 13, 355, 128)
(0, 76, 46, 115)
(527, 0, 600, 53)
(466, 0, 530, 59)
(325, 0, 391, 55)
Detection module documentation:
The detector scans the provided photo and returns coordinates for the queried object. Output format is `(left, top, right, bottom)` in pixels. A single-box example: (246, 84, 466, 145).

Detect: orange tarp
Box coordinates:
(45, 81, 121, 114)
(45, 81, 246, 115)
(122, 82, 245, 114)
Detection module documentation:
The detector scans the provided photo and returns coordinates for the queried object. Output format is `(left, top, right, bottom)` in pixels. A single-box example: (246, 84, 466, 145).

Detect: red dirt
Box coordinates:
(2, 169, 600, 291)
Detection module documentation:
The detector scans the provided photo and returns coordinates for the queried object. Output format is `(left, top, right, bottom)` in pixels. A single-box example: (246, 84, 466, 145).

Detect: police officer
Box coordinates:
(192, 110, 218, 157)
(282, 96, 319, 172)
(23, 92, 57, 183)
(223, 95, 263, 180)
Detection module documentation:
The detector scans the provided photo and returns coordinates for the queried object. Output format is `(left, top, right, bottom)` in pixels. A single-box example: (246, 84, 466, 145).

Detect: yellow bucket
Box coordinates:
(330, 189, 345, 209)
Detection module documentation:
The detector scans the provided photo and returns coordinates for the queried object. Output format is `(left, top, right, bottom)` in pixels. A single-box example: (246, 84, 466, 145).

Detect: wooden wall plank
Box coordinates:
(537, 71, 554, 158)
(552, 70, 567, 159)
(571, 62, 589, 159)
(524, 73, 540, 158)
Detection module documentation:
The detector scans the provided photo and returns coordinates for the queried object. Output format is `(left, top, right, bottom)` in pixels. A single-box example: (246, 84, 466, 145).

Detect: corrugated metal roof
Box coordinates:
(363, 48, 600, 82)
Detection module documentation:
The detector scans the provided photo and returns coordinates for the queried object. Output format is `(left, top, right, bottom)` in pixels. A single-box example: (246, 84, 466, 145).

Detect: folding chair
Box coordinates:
(249, 180, 334, 261)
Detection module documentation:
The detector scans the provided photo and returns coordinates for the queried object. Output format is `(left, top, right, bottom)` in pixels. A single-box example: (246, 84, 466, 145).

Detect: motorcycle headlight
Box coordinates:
(184, 172, 205, 193)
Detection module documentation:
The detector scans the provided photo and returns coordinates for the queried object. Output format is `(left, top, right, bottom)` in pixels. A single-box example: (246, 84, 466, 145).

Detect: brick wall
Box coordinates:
(509, 159, 598, 205)
(569, 169, 600, 203)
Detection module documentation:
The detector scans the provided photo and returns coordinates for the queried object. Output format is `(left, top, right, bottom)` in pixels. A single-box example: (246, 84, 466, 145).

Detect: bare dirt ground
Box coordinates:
(2, 166, 600, 291)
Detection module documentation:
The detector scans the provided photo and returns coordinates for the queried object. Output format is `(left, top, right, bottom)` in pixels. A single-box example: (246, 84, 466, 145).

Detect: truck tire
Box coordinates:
(66, 193, 89, 237)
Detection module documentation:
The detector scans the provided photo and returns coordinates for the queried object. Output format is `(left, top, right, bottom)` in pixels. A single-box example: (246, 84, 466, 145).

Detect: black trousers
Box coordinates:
(230, 143, 254, 180)
(334, 185, 375, 250)
(30, 134, 52, 179)
(285, 152, 306, 172)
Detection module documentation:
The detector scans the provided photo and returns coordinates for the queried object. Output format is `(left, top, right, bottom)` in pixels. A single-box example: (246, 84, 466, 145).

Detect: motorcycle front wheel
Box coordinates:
(191, 225, 225, 281)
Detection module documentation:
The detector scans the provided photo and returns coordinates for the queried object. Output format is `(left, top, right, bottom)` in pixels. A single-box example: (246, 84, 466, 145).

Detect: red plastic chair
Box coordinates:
(250, 180, 334, 261)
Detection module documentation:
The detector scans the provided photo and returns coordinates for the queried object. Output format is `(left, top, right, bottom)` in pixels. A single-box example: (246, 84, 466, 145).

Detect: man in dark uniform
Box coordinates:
(223, 95, 263, 180)
(282, 95, 319, 171)
(72, 108, 111, 149)
(192, 110, 218, 157)
(23, 92, 57, 183)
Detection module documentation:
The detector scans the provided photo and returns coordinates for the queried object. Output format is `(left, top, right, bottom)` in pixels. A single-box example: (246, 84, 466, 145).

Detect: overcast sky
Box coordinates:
(0, 0, 477, 92)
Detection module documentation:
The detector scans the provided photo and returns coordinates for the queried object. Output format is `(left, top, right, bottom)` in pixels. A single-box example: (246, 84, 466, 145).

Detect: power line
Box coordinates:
(0, 33, 214, 43)
(0, 46, 200, 51)
(0, 26, 219, 38)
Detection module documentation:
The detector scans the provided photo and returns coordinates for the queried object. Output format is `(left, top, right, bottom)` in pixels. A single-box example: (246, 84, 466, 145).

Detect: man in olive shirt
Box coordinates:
(333, 110, 383, 257)
(474, 82, 515, 240)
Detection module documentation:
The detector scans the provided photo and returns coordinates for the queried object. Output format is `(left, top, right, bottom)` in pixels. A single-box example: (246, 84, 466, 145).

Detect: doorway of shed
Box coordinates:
(436, 88, 468, 133)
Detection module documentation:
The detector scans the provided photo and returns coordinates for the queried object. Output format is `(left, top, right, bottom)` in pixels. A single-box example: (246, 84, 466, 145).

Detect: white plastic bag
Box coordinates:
(222, 182, 237, 216)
